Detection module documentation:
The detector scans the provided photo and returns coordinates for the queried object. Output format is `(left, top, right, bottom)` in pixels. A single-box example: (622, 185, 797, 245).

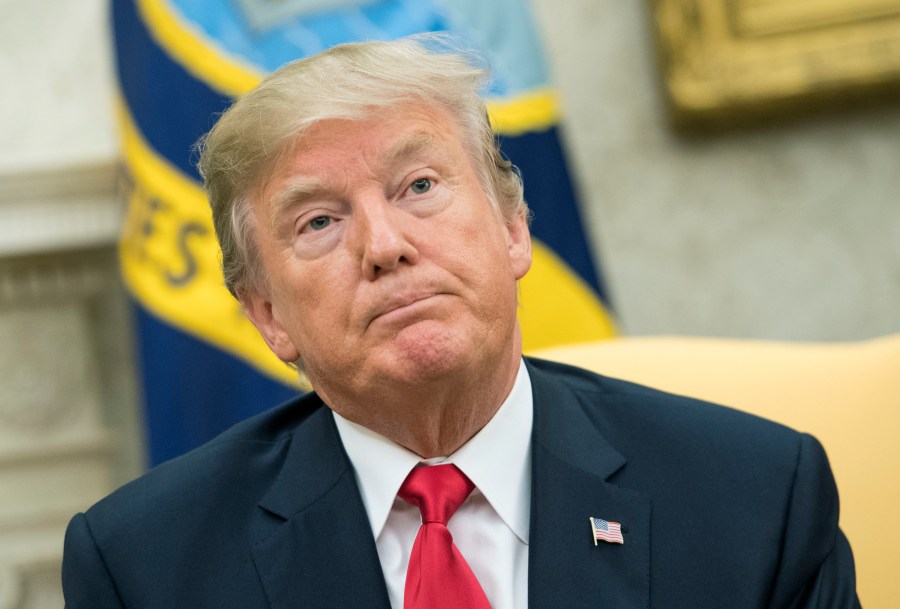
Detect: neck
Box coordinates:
(389, 356, 521, 457)
(316, 338, 523, 458)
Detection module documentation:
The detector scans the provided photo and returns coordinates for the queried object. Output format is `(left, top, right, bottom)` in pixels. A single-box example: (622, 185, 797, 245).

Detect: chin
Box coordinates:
(379, 322, 475, 383)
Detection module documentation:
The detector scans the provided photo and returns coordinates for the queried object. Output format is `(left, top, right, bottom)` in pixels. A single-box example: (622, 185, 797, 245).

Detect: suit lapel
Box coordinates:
(527, 360, 651, 609)
(250, 404, 392, 609)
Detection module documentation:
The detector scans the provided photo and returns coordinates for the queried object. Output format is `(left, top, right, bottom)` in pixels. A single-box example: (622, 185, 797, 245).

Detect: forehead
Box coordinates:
(301, 102, 464, 166)
(257, 102, 474, 211)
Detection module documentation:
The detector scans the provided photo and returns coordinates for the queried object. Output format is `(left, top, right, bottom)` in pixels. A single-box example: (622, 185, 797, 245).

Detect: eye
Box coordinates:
(409, 178, 432, 195)
(307, 216, 331, 231)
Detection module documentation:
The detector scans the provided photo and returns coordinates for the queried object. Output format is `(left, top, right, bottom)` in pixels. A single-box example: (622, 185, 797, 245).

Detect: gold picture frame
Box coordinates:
(652, 0, 900, 129)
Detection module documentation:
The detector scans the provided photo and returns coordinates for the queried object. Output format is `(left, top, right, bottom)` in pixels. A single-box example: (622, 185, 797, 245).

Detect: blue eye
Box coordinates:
(410, 178, 431, 194)
(308, 216, 331, 231)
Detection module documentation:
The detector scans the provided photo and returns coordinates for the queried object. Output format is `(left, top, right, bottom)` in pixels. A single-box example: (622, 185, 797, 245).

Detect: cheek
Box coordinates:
(287, 263, 362, 335)
(441, 232, 519, 307)
(267, 266, 324, 334)
(440, 208, 500, 254)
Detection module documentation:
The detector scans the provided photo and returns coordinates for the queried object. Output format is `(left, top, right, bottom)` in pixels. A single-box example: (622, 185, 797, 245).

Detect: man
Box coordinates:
(63, 37, 860, 608)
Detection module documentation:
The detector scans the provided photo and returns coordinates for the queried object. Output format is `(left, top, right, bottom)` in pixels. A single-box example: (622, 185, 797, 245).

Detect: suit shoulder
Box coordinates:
(80, 392, 325, 536)
(526, 356, 803, 455)
(525, 358, 854, 606)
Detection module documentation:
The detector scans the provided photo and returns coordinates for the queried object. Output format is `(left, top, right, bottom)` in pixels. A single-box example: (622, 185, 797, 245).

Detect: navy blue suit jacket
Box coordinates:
(63, 358, 860, 608)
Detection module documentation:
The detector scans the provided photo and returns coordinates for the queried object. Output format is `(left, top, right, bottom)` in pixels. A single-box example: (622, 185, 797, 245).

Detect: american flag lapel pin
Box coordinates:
(589, 516, 624, 545)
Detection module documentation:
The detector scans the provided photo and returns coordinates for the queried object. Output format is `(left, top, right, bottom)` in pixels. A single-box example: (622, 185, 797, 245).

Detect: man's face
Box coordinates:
(242, 102, 531, 412)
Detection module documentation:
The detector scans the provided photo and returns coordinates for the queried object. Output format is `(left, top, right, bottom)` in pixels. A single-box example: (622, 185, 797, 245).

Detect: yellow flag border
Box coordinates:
(117, 98, 304, 387)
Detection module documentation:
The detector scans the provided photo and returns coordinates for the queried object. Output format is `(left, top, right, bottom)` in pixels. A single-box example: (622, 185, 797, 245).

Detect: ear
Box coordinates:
(505, 210, 532, 280)
(239, 290, 302, 363)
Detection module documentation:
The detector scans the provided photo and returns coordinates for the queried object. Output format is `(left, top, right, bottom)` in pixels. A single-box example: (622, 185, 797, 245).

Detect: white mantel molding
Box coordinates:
(0, 161, 123, 258)
(0, 158, 138, 609)
(0, 248, 114, 306)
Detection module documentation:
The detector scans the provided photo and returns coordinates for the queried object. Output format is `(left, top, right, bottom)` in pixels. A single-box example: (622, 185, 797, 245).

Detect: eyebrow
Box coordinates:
(267, 177, 329, 228)
(383, 131, 441, 167)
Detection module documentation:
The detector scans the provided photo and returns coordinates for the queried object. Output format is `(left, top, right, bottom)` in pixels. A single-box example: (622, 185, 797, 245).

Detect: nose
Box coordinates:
(351, 198, 420, 281)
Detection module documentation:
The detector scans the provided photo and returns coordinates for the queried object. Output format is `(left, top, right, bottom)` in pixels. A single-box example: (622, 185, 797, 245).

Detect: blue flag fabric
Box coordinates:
(112, 0, 616, 465)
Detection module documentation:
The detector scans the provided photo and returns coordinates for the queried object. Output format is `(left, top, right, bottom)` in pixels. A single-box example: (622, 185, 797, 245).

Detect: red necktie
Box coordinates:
(398, 464, 492, 609)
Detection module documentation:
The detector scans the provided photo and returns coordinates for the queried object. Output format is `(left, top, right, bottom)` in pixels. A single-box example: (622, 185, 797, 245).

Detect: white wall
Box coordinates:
(0, 0, 117, 171)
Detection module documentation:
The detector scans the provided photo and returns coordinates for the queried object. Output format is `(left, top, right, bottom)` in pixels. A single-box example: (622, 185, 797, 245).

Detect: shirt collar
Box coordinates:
(333, 359, 533, 543)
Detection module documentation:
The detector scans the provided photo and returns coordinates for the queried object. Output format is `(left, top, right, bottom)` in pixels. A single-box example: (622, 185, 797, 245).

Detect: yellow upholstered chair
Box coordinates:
(534, 335, 900, 609)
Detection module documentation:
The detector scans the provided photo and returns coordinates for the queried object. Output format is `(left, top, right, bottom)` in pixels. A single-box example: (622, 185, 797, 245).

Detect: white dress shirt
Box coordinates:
(333, 360, 533, 609)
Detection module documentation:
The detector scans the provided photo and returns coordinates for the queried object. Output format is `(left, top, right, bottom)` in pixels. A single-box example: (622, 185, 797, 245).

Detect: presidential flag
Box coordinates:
(112, 0, 617, 465)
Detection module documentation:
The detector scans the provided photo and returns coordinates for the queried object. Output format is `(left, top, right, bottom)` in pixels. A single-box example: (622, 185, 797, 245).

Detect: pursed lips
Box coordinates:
(366, 291, 445, 328)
